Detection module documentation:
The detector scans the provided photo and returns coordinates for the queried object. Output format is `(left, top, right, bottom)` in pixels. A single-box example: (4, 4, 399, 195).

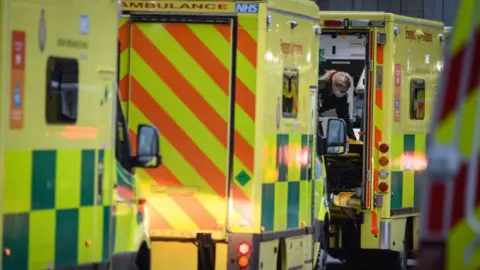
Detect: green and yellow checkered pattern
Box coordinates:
(2, 149, 118, 270)
(261, 134, 314, 232)
(389, 134, 431, 214)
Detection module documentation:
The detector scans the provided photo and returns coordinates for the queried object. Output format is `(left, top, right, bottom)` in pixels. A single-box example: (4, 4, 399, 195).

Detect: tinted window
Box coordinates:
(282, 68, 299, 118)
(410, 79, 426, 120)
(45, 57, 79, 124)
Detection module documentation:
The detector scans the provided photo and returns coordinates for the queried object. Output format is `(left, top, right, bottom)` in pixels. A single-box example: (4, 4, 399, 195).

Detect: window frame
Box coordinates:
(409, 78, 426, 120)
(45, 56, 79, 124)
(282, 67, 300, 118)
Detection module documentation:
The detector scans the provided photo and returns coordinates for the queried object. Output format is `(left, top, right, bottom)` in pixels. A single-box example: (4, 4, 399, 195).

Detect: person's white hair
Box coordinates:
(320, 70, 354, 93)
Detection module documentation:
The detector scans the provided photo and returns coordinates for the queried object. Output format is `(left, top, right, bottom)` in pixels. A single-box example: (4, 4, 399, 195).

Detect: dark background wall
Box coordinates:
(316, 0, 458, 26)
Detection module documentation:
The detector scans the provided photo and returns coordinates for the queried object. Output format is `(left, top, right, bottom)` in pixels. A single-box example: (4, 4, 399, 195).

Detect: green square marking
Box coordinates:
(235, 170, 251, 186)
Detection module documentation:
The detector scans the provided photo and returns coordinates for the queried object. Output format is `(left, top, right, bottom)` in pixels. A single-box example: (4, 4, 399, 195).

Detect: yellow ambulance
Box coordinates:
(119, 0, 334, 269)
(418, 0, 480, 269)
(0, 0, 160, 269)
(317, 11, 444, 269)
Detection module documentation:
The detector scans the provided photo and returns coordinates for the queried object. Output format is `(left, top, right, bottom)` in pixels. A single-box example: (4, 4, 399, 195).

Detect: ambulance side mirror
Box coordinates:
(325, 118, 347, 155)
(135, 124, 162, 168)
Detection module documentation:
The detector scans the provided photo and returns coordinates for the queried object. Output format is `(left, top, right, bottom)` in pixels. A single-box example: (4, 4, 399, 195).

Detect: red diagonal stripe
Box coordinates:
(476, 156, 480, 205)
(237, 26, 258, 68)
(131, 130, 219, 230)
(450, 162, 468, 226)
(427, 182, 446, 233)
(130, 77, 227, 197)
(440, 45, 466, 121)
(467, 27, 480, 95)
(132, 24, 228, 146)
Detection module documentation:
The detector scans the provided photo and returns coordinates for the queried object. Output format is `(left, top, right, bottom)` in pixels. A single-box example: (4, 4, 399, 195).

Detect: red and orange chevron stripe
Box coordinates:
(118, 17, 258, 233)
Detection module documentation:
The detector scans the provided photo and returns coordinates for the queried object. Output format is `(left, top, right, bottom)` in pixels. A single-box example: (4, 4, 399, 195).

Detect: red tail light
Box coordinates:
(378, 182, 389, 192)
(379, 156, 389, 166)
(379, 143, 389, 153)
(324, 20, 342, 27)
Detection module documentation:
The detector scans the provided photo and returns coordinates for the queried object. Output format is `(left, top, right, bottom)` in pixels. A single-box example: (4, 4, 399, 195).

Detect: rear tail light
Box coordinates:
(379, 143, 389, 153)
(378, 182, 389, 192)
(238, 242, 251, 255)
(237, 242, 252, 268)
(379, 156, 389, 166)
(238, 255, 249, 268)
(324, 19, 342, 27)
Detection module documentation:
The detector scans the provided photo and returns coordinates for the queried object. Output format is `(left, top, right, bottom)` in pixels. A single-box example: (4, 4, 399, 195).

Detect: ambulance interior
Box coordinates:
(318, 31, 369, 200)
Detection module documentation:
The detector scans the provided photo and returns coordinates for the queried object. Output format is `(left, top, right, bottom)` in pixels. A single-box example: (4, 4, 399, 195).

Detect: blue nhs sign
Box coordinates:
(235, 3, 259, 13)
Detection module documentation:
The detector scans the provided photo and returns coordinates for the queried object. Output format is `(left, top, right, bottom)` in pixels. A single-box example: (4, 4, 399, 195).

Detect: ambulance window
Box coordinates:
(45, 57, 79, 124)
(282, 68, 299, 118)
(410, 79, 426, 120)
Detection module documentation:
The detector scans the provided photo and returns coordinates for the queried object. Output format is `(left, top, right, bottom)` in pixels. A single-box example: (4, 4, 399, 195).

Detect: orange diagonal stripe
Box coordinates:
(234, 133, 254, 173)
(173, 194, 219, 230)
(163, 23, 256, 121)
(130, 128, 181, 187)
(130, 77, 227, 198)
(131, 24, 228, 147)
(129, 129, 137, 154)
(235, 78, 256, 121)
(119, 76, 129, 101)
(131, 131, 219, 230)
(146, 201, 174, 230)
(119, 20, 130, 53)
(237, 27, 257, 67)
(232, 184, 254, 226)
(163, 23, 230, 94)
(215, 25, 231, 41)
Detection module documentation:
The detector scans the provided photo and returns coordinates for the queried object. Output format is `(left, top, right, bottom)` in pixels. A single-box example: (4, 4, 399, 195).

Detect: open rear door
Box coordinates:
(126, 15, 236, 238)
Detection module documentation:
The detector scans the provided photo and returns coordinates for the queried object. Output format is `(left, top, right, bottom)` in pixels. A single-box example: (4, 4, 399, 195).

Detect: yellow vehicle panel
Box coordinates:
(120, 0, 327, 269)
(0, 0, 147, 269)
(319, 11, 443, 262)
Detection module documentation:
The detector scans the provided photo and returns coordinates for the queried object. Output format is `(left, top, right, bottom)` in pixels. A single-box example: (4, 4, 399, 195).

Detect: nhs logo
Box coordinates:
(235, 3, 259, 13)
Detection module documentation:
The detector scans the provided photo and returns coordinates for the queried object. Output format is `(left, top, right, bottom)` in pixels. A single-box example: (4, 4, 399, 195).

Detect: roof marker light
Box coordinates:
(351, 19, 370, 28)
(324, 20, 342, 27)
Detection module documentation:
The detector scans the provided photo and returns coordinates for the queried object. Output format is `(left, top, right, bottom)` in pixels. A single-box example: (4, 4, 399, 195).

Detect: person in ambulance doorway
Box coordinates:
(318, 70, 357, 141)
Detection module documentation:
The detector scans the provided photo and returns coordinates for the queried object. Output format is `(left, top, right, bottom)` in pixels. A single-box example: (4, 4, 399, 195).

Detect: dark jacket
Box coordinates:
(318, 81, 356, 140)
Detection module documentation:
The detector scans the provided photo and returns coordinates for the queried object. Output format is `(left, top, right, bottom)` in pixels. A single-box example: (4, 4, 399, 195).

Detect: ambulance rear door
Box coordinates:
(126, 13, 238, 239)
